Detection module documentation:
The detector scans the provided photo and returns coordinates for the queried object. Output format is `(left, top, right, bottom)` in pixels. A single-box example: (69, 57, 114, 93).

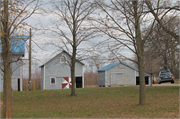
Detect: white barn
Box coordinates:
(98, 62, 151, 87)
(0, 36, 30, 92)
(40, 50, 84, 90)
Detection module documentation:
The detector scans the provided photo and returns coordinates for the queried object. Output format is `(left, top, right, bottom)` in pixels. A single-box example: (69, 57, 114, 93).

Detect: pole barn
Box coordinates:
(40, 50, 84, 90)
(98, 62, 151, 87)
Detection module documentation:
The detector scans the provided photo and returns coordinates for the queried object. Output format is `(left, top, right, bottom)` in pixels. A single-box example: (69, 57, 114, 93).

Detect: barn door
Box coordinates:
(111, 73, 116, 85)
(76, 77, 82, 88)
(12, 79, 18, 91)
(116, 73, 122, 85)
(111, 73, 123, 85)
(18, 78, 20, 91)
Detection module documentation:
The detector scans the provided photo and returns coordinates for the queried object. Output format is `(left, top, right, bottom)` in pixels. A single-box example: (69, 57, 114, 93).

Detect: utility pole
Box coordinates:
(150, 59, 153, 89)
(150, 72, 153, 89)
(28, 28, 31, 90)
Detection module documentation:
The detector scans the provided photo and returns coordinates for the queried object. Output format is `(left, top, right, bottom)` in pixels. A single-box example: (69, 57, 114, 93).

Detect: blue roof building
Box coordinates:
(0, 35, 30, 54)
(98, 62, 151, 87)
(97, 62, 119, 72)
(0, 35, 30, 92)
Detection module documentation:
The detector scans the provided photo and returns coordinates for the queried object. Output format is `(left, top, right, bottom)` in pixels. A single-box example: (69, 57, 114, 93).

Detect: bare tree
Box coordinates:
(48, 0, 96, 96)
(93, 0, 168, 105)
(145, 16, 179, 78)
(145, 0, 180, 39)
(0, 0, 39, 118)
(85, 47, 108, 72)
(93, 0, 179, 105)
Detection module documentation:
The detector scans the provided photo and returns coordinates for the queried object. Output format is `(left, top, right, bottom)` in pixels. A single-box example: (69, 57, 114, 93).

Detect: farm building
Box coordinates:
(0, 36, 30, 92)
(98, 62, 151, 87)
(40, 50, 84, 90)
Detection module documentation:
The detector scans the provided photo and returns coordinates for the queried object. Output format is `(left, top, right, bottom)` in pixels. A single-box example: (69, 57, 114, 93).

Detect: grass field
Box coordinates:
(1, 86, 179, 118)
(174, 79, 179, 84)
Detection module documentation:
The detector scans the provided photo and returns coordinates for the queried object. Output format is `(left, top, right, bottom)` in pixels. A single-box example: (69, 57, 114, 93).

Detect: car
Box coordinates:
(157, 70, 174, 84)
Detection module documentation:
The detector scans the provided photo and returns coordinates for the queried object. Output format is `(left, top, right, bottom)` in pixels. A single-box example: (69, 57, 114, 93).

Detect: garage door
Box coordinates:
(111, 73, 123, 85)
(111, 73, 116, 85)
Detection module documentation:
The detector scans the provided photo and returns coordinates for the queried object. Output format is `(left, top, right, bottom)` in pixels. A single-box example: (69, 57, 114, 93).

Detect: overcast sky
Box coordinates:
(17, 0, 180, 77)
(21, 0, 180, 75)
(21, 0, 135, 70)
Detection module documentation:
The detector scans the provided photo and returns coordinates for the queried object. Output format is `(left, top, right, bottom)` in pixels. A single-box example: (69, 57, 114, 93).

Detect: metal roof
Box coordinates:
(98, 62, 150, 76)
(0, 35, 30, 54)
(97, 62, 119, 71)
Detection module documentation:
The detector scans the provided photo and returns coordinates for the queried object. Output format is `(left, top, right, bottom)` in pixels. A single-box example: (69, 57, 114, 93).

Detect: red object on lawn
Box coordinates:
(153, 75, 156, 84)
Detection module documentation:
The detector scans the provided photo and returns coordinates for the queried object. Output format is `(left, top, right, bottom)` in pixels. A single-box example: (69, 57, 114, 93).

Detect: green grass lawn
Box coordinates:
(1, 86, 179, 118)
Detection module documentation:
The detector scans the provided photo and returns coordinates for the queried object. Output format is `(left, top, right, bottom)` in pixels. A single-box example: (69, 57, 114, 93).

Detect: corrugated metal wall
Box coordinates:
(98, 71, 105, 86)
(108, 63, 136, 85)
(0, 54, 23, 92)
(41, 66, 44, 90)
(102, 63, 136, 86)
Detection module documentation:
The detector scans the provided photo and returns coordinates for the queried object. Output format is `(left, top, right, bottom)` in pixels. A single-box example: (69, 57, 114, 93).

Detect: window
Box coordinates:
(160, 71, 171, 75)
(60, 55, 67, 63)
(50, 77, 56, 85)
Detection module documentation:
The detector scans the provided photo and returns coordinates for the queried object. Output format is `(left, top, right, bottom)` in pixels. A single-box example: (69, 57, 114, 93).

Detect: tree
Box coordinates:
(144, 16, 179, 78)
(94, 0, 179, 105)
(0, 0, 38, 118)
(84, 70, 98, 86)
(85, 48, 107, 72)
(145, 0, 180, 39)
(144, 0, 180, 77)
(48, 0, 96, 96)
(93, 0, 169, 105)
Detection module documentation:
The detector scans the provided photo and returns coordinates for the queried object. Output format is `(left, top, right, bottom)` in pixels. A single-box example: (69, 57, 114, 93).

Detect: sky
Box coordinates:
(19, 0, 180, 76)
(20, 0, 136, 76)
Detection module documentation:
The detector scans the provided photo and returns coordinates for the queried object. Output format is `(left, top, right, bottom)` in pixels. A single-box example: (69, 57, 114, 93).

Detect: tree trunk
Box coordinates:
(71, 46, 76, 96)
(164, 55, 168, 70)
(137, 39, 146, 105)
(2, 51, 12, 118)
(133, 0, 146, 105)
(71, 10, 77, 96)
(71, 18, 76, 96)
(170, 49, 175, 78)
(2, 0, 12, 118)
(138, 54, 145, 105)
